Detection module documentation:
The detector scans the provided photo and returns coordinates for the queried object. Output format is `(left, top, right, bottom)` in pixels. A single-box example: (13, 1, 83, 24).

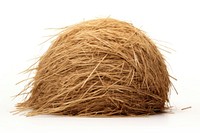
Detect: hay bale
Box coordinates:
(17, 18, 171, 116)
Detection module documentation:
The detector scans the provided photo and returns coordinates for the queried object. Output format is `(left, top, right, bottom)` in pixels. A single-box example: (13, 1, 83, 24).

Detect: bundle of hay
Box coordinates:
(17, 18, 171, 116)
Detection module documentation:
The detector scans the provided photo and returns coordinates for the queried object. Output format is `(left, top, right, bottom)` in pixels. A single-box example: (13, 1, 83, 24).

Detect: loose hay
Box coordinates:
(16, 18, 171, 116)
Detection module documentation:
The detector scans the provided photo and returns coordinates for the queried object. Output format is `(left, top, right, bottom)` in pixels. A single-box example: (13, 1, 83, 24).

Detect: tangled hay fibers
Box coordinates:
(17, 18, 171, 116)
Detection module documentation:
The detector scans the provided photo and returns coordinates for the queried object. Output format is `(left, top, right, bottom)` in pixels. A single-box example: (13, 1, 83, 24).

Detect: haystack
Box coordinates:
(17, 18, 171, 116)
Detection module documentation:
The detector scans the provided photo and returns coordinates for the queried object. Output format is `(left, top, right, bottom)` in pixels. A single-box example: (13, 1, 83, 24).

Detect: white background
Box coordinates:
(0, 0, 200, 132)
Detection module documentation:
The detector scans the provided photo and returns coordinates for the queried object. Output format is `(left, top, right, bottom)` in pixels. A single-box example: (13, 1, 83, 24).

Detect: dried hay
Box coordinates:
(16, 18, 171, 116)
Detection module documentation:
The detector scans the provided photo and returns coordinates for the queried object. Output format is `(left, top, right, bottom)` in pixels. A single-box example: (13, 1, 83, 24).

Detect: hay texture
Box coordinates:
(17, 18, 171, 116)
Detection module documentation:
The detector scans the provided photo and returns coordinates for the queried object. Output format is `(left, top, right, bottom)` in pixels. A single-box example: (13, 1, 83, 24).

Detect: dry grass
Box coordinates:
(16, 18, 171, 116)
